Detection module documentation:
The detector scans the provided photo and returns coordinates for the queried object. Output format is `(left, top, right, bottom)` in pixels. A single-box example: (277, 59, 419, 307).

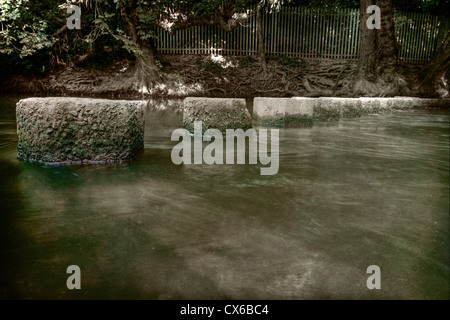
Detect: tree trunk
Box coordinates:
(376, 0, 398, 72)
(418, 31, 450, 97)
(353, 0, 406, 96)
(120, 1, 160, 95)
(417, 2, 450, 98)
(357, 0, 378, 81)
(256, 2, 267, 73)
(134, 44, 160, 94)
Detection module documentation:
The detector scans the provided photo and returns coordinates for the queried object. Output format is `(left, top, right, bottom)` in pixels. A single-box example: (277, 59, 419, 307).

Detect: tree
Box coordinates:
(255, 0, 267, 72)
(1, 0, 446, 96)
(164, 0, 269, 71)
(99, 0, 259, 93)
(351, 0, 408, 96)
(115, 0, 161, 94)
(254, 0, 291, 73)
(417, 0, 450, 97)
(417, 29, 450, 98)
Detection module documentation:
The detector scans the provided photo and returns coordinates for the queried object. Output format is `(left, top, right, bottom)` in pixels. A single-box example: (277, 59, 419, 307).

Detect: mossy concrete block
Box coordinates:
(391, 97, 421, 109)
(432, 99, 450, 107)
(338, 98, 363, 117)
(415, 98, 436, 107)
(285, 97, 316, 126)
(183, 97, 252, 133)
(253, 97, 289, 126)
(415, 98, 450, 108)
(315, 98, 342, 121)
(359, 97, 380, 113)
(316, 98, 362, 121)
(16, 97, 145, 164)
(391, 97, 450, 108)
(359, 97, 394, 113)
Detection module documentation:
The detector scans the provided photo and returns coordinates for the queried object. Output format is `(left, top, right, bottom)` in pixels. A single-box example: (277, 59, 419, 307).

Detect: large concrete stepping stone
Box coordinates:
(16, 97, 145, 164)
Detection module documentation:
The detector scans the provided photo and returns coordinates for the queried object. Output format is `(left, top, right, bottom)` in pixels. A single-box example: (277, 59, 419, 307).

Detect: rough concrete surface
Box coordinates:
(16, 97, 145, 164)
(183, 97, 252, 133)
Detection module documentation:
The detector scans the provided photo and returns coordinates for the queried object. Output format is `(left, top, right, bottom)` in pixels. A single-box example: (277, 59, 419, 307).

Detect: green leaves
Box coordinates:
(0, 0, 54, 57)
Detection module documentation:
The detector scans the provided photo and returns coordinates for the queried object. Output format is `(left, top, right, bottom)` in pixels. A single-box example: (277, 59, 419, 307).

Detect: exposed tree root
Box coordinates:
(5, 55, 429, 98)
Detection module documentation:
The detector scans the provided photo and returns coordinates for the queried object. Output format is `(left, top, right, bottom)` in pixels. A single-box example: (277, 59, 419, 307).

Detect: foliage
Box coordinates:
(292, 0, 359, 10)
(0, 0, 54, 57)
(393, 0, 449, 15)
(0, 0, 443, 76)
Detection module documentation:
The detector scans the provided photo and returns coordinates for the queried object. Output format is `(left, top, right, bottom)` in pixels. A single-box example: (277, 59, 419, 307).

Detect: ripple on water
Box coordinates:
(0, 96, 448, 299)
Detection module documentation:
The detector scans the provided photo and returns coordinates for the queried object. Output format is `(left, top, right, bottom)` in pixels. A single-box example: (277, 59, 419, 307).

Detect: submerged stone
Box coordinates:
(254, 96, 449, 127)
(359, 97, 394, 113)
(16, 97, 145, 164)
(183, 97, 252, 133)
(286, 97, 316, 126)
(401, 97, 450, 108)
(316, 97, 363, 120)
(253, 97, 289, 126)
(391, 97, 420, 109)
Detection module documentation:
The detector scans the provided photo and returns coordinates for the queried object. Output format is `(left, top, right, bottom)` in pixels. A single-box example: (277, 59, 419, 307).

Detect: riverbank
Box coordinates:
(0, 55, 431, 100)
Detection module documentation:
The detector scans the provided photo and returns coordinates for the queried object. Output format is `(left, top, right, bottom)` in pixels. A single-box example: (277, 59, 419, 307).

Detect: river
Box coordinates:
(0, 95, 448, 299)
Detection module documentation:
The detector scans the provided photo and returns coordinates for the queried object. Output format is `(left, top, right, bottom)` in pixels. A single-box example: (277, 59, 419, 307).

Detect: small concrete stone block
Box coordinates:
(183, 97, 252, 133)
(252, 97, 289, 126)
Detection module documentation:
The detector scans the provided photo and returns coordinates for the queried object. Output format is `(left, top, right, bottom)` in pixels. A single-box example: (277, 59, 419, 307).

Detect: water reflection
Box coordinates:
(0, 96, 448, 299)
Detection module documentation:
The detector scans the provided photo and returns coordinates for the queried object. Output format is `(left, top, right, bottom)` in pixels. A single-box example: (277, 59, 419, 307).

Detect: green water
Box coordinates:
(0, 96, 448, 299)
